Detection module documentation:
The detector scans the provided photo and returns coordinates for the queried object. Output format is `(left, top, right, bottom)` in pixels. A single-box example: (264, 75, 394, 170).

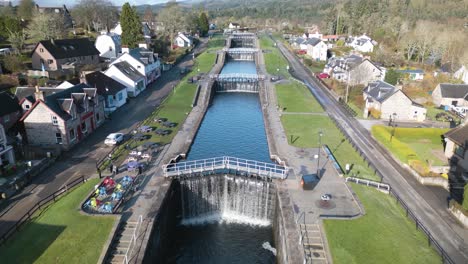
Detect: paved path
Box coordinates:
(281, 112, 328, 116)
(275, 38, 468, 263)
(0, 39, 209, 239)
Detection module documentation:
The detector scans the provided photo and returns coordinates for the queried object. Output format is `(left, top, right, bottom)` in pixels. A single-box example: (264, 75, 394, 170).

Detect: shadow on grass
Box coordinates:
(0, 221, 65, 264)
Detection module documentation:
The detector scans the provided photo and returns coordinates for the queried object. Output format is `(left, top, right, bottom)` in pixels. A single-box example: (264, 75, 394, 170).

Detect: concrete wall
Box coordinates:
(449, 205, 468, 228)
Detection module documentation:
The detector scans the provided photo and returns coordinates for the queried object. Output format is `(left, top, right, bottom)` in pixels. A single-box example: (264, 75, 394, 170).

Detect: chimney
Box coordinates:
(121, 45, 129, 54)
(34, 85, 45, 102)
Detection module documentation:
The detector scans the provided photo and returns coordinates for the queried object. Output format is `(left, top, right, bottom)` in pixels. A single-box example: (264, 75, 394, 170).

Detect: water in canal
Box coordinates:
(166, 60, 276, 263)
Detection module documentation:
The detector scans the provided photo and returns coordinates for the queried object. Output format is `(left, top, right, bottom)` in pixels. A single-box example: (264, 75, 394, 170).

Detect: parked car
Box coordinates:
(296, 50, 306, 55)
(316, 73, 330, 79)
(105, 133, 124, 146)
(321, 194, 332, 201)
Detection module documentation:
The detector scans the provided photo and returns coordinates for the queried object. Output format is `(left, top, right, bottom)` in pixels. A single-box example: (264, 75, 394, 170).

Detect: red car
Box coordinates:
(296, 50, 306, 55)
(317, 73, 330, 79)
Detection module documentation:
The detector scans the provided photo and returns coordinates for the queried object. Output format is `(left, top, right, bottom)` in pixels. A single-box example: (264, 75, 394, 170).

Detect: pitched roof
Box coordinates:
(364, 81, 398, 103)
(397, 69, 424, 74)
(304, 37, 322, 46)
(438, 83, 468, 99)
(0, 92, 21, 116)
(15, 87, 66, 101)
(36, 38, 99, 59)
(444, 124, 468, 146)
(109, 61, 145, 82)
(85, 71, 126, 96)
(294, 37, 306, 45)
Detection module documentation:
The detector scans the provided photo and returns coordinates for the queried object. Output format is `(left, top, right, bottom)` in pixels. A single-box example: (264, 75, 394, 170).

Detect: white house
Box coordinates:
(229, 22, 240, 29)
(292, 37, 306, 49)
(397, 69, 425, 81)
(0, 123, 15, 170)
(105, 61, 146, 97)
(324, 55, 385, 85)
(175, 33, 193, 48)
(95, 33, 121, 59)
(347, 34, 376, 53)
(305, 38, 327, 61)
(110, 45, 161, 85)
(363, 81, 426, 122)
(454, 65, 468, 84)
(83, 71, 128, 113)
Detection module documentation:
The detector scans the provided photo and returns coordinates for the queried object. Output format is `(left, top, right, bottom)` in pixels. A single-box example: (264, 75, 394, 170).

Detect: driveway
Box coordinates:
(0, 38, 209, 239)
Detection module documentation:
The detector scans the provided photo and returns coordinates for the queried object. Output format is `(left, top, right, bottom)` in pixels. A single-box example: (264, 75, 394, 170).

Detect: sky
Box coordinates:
(8, 0, 176, 7)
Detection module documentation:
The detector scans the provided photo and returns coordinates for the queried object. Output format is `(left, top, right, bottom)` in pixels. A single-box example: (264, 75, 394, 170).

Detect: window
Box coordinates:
(69, 128, 75, 141)
(25, 104, 30, 109)
(96, 113, 100, 122)
(452, 101, 458, 106)
(81, 122, 87, 133)
(118, 92, 123, 101)
(40, 48, 44, 52)
(56, 133, 62, 144)
(109, 46, 113, 51)
(47, 59, 53, 65)
(51, 115, 58, 125)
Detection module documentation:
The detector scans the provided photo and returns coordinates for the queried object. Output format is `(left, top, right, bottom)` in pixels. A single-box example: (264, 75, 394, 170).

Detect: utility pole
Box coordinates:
(345, 71, 350, 103)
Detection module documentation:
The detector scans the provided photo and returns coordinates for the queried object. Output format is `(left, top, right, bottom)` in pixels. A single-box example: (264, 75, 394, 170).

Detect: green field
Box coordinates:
(324, 184, 440, 264)
(0, 179, 116, 264)
(276, 81, 323, 113)
(259, 36, 289, 76)
(372, 126, 448, 166)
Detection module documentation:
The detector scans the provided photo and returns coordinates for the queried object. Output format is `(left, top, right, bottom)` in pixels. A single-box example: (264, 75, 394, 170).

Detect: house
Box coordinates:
(0, 92, 22, 131)
(454, 65, 468, 84)
(302, 31, 323, 40)
(443, 124, 468, 187)
(0, 124, 15, 171)
(109, 45, 161, 85)
(175, 33, 193, 48)
(305, 38, 327, 61)
(31, 38, 100, 71)
(432, 84, 468, 108)
(363, 81, 426, 121)
(324, 55, 385, 86)
(292, 37, 306, 49)
(229, 23, 241, 29)
(16, 86, 66, 112)
(83, 71, 128, 113)
(19, 84, 105, 151)
(35, 4, 73, 28)
(397, 69, 425, 81)
(56, 78, 80, 89)
(95, 33, 121, 59)
(105, 61, 146, 97)
(111, 22, 152, 40)
(347, 34, 376, 53)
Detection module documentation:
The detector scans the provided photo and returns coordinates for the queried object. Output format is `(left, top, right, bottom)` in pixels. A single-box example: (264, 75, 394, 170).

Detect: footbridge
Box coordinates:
(229, 33, 256, 48)
(162, 156, 288, 179)
(211, 73, 265, 92)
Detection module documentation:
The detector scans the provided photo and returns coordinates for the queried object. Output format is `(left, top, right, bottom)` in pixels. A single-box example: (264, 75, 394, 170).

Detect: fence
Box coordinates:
(122, 215, 143, 264)
(0, 176, 86, 246)
(345, 177, 390, 192)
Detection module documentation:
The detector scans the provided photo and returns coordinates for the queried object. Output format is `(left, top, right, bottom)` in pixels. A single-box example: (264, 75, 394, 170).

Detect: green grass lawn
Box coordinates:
(276, 81, 323, 113)
(0, 179, 116, 264)
(259, 36, 289, 76)
(372, 126, 449, 166)
(324, 184, 440, 264)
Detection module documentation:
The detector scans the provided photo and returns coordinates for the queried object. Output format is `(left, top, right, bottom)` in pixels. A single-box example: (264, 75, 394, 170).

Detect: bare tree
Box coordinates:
(26, 11, 66, 41)
(158, 1, 188, 50)
(72, 0, 119, 32)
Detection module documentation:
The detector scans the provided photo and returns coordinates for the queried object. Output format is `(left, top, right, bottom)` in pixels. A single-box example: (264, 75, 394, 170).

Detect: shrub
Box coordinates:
(408, 159, 429, 176)
(3, 55, 24, 73)
(303, 58, 313, 67)
(369, 107, 381, 119)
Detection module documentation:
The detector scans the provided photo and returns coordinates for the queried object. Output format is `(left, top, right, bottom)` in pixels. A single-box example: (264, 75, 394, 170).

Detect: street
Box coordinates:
(0, 39, 209, 239)
(275, 39, 468, 263)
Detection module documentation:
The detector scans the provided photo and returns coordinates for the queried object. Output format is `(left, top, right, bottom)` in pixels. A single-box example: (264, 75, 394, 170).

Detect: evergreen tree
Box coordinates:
(198, 12, 209, 37)
(384, 69, 401, 85)
(120, 2, 143, 48)
(18, 0, 35, 20)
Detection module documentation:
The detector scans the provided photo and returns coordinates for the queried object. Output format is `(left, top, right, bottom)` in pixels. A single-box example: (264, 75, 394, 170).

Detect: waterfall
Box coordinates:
(179, 175, 275, 226)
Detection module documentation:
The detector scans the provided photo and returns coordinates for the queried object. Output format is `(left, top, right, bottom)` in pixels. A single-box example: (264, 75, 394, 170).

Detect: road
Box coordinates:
(0, 39, 209, 239)
(275, 39, 468, 263)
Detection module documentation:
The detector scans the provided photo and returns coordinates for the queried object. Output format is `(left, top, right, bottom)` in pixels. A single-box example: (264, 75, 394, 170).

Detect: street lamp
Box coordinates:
(317, 131, 323, 177)
(390, 113, 397, 142)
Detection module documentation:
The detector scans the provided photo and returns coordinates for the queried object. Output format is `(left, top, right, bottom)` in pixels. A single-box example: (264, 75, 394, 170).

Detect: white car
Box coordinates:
(105, 133, 124, 146)
(321, 194, 331, 201)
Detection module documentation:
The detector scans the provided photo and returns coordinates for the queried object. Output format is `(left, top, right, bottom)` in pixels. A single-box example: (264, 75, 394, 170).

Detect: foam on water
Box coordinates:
(262, 241, 277, 256)
(181, 212, 271, 226)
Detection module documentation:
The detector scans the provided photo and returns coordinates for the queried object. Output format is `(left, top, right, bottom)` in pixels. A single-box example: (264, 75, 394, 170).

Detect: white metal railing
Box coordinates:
(223, 47, 259, 53)
(122, 215, 143, 264)
(345, 177, 390, 192)
(210, 73, 265, 81)
(162, 156, 288, 179)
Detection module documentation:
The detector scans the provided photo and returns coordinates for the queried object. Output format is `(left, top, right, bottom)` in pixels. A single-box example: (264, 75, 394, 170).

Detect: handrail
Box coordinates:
(122, 215, 143, 264)
(162, 156, 288, 179)
(0, 176, 86, 245)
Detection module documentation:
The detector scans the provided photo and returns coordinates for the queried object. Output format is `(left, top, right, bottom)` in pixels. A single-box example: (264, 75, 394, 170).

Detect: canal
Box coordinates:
(165, 57, 276, 263)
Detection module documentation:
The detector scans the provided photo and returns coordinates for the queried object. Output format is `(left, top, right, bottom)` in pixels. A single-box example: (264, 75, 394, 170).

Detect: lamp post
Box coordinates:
(317, 131, 323, 177)
(390, 113, 397, 142)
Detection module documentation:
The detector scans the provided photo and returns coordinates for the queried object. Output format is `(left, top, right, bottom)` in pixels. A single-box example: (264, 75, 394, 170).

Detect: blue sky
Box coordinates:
(31, 0, 171, 7)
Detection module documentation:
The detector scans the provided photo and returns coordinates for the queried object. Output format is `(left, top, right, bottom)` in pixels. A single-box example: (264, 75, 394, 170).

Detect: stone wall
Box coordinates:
(449, 205, 468, 228)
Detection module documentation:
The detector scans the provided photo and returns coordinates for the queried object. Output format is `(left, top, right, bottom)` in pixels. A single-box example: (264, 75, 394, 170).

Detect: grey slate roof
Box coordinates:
(438, 84, 468, 99)
(364, 81, 398, 103)
(294, 37, 305, 45)
(111, 61, 145, 82)
(44, 83, 97, 120)
(0, 92, 21, 116)
(445, 124, 468, 146)
(36, 38, 99, 60)
(15, 87, 66, 101)
(304, 37, 322, 46)
(85, 71, 126, 96)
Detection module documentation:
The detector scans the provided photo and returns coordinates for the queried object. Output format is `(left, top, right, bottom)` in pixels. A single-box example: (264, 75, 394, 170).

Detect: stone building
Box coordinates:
(19, 84, 105, 151)
(363, 81, 426, 122)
